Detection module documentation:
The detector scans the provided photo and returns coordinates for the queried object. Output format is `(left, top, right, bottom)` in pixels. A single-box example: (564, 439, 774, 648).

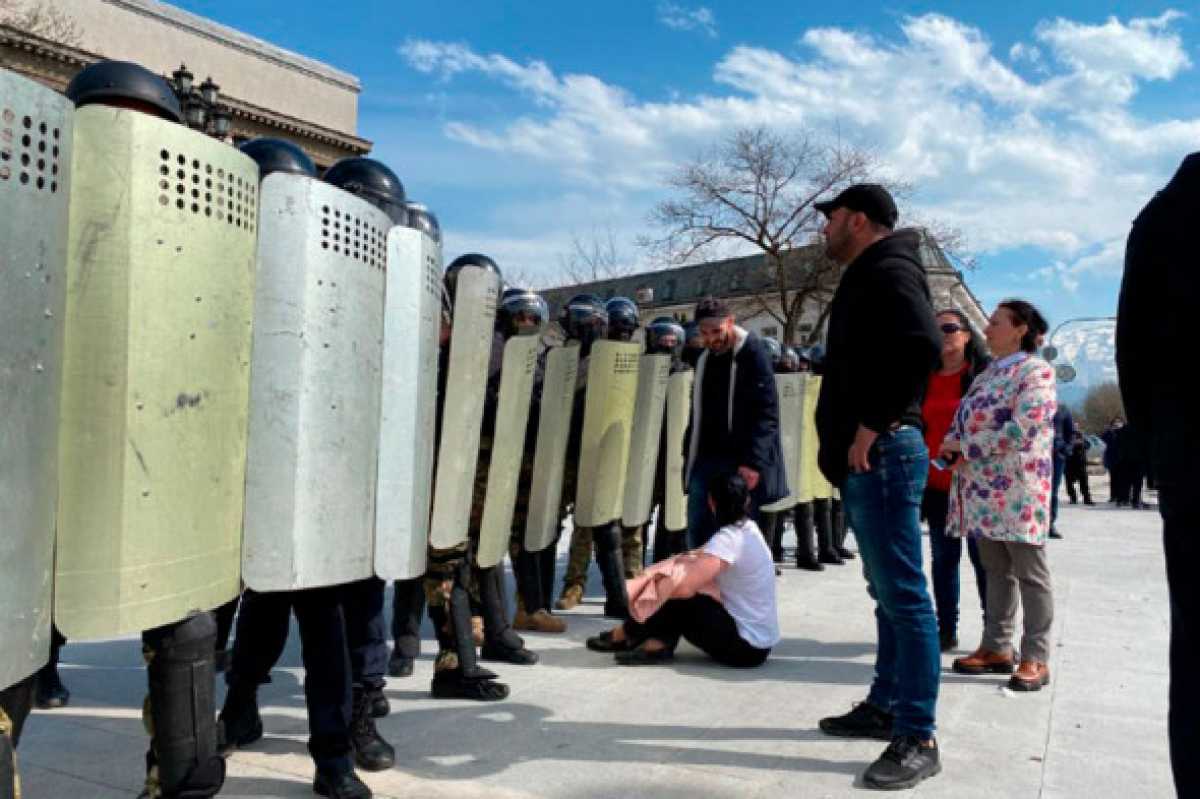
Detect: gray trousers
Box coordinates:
(977, 538, 1054, 663)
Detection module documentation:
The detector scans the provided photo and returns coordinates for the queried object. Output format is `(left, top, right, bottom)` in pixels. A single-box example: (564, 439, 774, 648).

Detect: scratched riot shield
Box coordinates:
(474, 335, 540, 569)
(55, 107, 257, 639)
(762, 373, 804, 512)
(524, 345, 581, 553)
(429, 266, 501, 549)
(0, 71, 71, 686)
(374, 225, 443, 580)
(662, 370, 693, 532)
(240, 173, 388, 591)
(621, 354, 671, 527)
(574, 341, 641, 528)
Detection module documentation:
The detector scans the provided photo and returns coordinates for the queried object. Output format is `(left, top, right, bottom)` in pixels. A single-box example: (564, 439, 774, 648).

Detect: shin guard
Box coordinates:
(593, 523, 629, 620)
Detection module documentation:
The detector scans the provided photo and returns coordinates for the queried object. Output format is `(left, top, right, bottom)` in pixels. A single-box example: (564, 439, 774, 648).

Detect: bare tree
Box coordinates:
(552, 226, 637, 287)
(641, 126, 967, 344)
(1078, 381, 1125, 435)
(0, 0, 83, 45)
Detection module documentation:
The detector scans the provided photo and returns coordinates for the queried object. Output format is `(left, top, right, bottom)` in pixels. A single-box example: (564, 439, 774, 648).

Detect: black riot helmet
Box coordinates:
(405, 201, 442, 246)
(808, 342, 827, 374)
(604, 297, 640, 342)
(779, 346, 800, 373)
(558, 294, 608, 348)
(444, 253, 503, 305)
(645, 317, 685, 359)
(323, 157, 407, 225)
(497, 287, 548, 338)
(238, 138, 316, 180)
(795, 346, 813, 372)
(65, 60, 182, 122)
(681, 321, 704, 367)
(761, 337, 782, 369)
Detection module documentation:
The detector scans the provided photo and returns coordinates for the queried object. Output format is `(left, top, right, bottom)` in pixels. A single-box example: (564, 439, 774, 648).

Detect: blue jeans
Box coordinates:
(925, 488, 987, 637)
(686, 458, 734, 549)
(1050, 456, 1065, 523)
(841, 427, 939, 739)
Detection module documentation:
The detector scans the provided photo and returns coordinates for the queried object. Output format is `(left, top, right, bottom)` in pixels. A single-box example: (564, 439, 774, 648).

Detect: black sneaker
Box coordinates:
(863, 735, 941, 790)
(819, 702, 893, 741)
(351, 691, 395, 772)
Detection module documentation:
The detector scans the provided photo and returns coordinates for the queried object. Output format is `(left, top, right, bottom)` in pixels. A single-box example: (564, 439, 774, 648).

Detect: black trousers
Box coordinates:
(226, 586, 353, 772)
(1159, 485, 1199, 798)
(1064, 465, 1091, 503)
(391, 577, 425, 660)
(342, 577, 388, 691)
(623, 594, 770, 668)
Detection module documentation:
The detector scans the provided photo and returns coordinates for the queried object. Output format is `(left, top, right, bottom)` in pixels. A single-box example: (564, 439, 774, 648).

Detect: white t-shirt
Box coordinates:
(702, 520, 781, 649)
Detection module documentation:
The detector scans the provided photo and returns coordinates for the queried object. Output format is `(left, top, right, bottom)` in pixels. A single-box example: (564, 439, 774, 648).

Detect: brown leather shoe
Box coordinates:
(555, 584, 584, 611)
(1008, 660, 1050, 691)
(952, 647, 1015, 675)
(513, 608, 567, 633)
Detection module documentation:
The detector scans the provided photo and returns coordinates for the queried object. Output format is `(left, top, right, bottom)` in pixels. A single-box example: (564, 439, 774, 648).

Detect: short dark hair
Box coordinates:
(997, 299, 1049, 354)
(935, 308, 990, 371)
(708, 472, 750, 527)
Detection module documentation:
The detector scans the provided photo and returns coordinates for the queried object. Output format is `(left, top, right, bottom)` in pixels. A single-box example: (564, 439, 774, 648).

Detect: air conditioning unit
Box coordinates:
(635, 287, 654, 303)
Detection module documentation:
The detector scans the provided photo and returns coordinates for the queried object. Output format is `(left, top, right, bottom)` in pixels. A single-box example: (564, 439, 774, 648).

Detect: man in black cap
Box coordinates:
(811, 184, 943, 790)
(681, 297, 787, 548)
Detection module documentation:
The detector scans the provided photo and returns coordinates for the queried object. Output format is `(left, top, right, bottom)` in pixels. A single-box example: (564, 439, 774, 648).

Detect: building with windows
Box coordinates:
(0, 0, 368, 168)
(541, 229, 987, 343)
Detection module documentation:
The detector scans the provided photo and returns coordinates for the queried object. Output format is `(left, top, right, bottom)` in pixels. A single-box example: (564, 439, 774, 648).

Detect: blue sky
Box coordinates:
(173, 1, 1199, 325)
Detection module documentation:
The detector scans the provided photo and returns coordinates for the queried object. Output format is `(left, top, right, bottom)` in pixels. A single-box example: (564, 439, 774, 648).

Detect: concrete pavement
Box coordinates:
(18, 478, 1174, 798)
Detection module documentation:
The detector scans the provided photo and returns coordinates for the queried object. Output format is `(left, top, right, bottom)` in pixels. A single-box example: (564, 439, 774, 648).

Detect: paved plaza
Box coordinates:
(19, 478, 1173, 798)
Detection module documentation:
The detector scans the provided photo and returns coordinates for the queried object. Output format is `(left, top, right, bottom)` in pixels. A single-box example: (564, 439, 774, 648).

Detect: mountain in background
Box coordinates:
(1046, 320, 1117, 408)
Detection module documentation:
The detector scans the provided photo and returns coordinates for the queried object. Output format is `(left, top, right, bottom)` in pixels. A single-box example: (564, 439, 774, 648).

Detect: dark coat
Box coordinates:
(1118, 151, 1200, 485)
(815, 229, 941, 487)
(683, 328, 787, 507)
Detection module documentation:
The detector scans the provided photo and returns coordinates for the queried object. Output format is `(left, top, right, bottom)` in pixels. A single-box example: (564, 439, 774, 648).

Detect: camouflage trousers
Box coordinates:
(560, 523, 645, 591)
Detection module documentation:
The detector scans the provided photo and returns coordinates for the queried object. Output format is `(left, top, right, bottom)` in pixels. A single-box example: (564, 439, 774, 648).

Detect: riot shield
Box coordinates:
(798, 373, 820, 503)
(0, 71, 71, 687)
(374, 225, 442, 580)
(574, 341, 641, 528)
(662, 370, 693, 532)
(809, 375, 836, 499)
(621, 354, 671, 527)
(524, 345, 580, 553)
(429, 266, 501, 549)
(474, 335, 540, 569)
(55, 107, 257, 639)
(762, 373, 804, 512)
(241, 173, 388, 592)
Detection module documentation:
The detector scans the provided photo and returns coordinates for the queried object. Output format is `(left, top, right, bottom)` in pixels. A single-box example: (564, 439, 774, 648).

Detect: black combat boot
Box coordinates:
(815, 499, 843, 565)
(593, 523, 630, 620)
(350, 689, 394, 771)
(794, 503, 824, 571)
(477, 565, 537, 665)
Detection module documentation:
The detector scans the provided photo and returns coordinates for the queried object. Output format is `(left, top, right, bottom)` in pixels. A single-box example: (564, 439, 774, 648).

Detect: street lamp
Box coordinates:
(166, 64, 233, 141)
(1041, 316, 1116, 384)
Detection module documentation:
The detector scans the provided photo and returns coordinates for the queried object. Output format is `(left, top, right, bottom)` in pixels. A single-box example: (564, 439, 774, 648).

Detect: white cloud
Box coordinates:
(657, 3, 717, 37)
(396, 11, 1196, 296)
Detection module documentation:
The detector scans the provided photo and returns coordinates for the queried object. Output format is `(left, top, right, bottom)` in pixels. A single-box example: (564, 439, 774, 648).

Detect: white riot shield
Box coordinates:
(374, 226, 442, 580)
(524, 346, 580, 553)
(429, 267, 501, 549)
(574, 341, 641, 528)
(0, 71, 71, 687)
(55, 108, 257, 639)
(762, 373, 804, 512)
(798, 374, 820, 503)
(241, 174, 387, 591)
(475, 335, 539, 568)
(663, 370, 693, 532)
(621, 354, 671, 527)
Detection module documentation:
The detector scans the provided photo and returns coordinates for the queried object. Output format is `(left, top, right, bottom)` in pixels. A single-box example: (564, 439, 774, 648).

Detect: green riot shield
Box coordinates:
(574, 340, 641, 528)
(798, 373, 821, 503)
(524, 345, 580, 553)
(429, 267, 501, 549)
(0, 70, 72, 688)
(808, 375, 836, 499)
(762, 373, 804, 512)
(662, 370, 693, 533)
(475, 335, 540, 569)
(621, 354, 671, 527)
(55, 107, 257, 639)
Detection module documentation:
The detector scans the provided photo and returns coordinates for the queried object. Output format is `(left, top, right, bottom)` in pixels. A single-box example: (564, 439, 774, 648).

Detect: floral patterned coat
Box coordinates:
(944, 354, 1057, 544)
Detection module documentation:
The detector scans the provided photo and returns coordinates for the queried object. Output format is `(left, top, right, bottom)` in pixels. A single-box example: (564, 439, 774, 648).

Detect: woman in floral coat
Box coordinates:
(939, 299, 1057, 692)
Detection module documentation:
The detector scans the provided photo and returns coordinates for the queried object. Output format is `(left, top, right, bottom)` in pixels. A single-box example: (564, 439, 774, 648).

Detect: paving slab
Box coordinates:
(17, 480, 1173, 798)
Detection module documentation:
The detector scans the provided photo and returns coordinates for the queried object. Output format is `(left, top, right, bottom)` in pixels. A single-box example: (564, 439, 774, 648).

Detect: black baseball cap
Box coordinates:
(814, 183, 898, 230)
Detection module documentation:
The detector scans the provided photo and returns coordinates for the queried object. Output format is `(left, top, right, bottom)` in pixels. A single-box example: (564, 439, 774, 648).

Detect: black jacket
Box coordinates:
(683, 329, 787, 506)
(1118, 151, 1200, 485)
(815, 229, 941, 487)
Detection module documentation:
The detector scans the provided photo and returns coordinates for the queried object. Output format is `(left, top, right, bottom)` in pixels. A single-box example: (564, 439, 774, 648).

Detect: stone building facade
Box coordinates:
(0, 0, 368, 168)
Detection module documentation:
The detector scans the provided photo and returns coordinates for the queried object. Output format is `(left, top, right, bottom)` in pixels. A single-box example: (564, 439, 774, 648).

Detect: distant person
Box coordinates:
(1118, 150, 1200, 799)
(920, 309, 989, 653)
(945, 300, 1056, 693)
(1048, 406, 1077, 538)
(811, 184, 943, 790)
(1063, 431, 1094, 506)
(1101, 416, 1125, 503)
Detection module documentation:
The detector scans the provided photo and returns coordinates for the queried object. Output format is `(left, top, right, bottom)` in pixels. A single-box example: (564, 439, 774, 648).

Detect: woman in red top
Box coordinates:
(922, 310, 989, 652)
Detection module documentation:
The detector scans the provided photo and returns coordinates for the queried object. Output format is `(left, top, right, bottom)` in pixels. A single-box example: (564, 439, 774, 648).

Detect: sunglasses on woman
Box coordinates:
(939, 323, 966, 335)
